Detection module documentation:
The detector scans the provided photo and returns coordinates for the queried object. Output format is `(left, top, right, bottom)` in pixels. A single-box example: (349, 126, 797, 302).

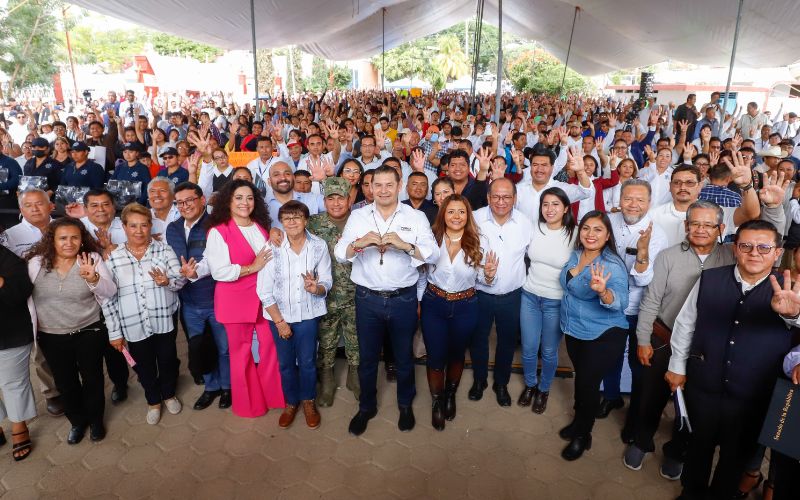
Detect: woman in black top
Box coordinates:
(0, 244, 36, 460)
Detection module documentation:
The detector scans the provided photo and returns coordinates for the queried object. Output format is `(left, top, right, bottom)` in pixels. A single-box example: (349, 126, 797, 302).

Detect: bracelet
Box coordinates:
(738, 183, 753, 192)
(275, 318, 285, 325)
(350, 242, 363, 253)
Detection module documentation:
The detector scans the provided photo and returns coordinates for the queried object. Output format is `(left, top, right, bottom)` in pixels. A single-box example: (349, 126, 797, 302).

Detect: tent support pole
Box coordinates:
(250, 0, 260, 119)
(470, 0, 485, 114)
(559, 6, 579, 96)
(382, 8, 386, 92)
(493, 0, 502, 124)
(722, 0, 744, 116)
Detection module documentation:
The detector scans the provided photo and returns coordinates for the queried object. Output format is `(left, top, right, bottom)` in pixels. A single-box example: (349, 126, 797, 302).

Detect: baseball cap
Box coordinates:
(121, 142, 141, 152)
(71, 141, 90, 151)
(159, 147, 179, 157)
(323, 177, 350, 198)
(31, 137, 50, 148)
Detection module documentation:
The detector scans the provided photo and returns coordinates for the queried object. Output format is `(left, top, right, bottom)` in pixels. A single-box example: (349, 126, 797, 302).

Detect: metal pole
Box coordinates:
(288, 46, 296, 96)
(721, 0, 744, 117)
(493, 0, 502, 124)
(62, 7, 80, 104)
(559, 6, 579, 96)
(381, 8, 386, 92)
(249, 0, 260, 119)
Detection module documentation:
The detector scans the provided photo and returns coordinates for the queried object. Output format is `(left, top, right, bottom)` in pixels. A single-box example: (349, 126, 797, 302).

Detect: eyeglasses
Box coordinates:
(162, 155, 176, 159)
(671, 180, 699, 188)
(175, 196, 200, 207)
(736, 242, 776, 255)
(490, 195, 513, 202)
(687, 221, 719, 231)
(695, 162, 710, 167)
(342, 168, 361, 174)
(212, 155, 226, 160)
(280, 215, 305, 223)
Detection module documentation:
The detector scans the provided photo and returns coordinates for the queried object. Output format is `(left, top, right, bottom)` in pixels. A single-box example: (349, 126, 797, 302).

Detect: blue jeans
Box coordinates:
(182, 302, 231, 391)
(269, 318, 318, 405)
(519, 290, 563, 392)
(601, 314, 640, 401)
(420, 289, 478, 370)
(469, 289, 521, 386)
(355, 285, 418, 412)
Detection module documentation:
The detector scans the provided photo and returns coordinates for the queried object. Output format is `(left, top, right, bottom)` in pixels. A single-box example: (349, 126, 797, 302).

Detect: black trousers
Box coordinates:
(565, 327, 627, 437)
(104, 342, 129, 389)
(773, 450, 800, 500)
(37, 322, 107, 427)
(680, 387, 767, 499)
(128, 330, 179, 406)
(632, 335, 690, 460)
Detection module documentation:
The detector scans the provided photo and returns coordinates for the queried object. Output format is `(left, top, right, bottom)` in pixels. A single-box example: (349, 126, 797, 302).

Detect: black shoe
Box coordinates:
(67, 424, 87, 445)
(193, 390, 221, 410)
(46, 396, 65, 417)
(89, 423, 106, 442)
(558, 422, 575, 441)
(398, 406, 415, 432)
(348, 409, 377, 436)
(468, 380, 488, 401)
(620, 426, 635, 445)
(561, 434, 592, 461)
(444, 383, 458, 421)
(532, 390, 549, 414)
(385, 363, 397, 383)
(431, 396, 445, 431)
(492, 383, 511, 407)
(111, 386, 128, 406)
(595, 398, 623, 419)
(517, 386, 537, 407)
(193, 374, 204, 385)
(218, 390, 232, 409)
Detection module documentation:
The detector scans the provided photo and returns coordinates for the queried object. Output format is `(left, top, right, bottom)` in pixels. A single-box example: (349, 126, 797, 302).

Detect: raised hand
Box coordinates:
(759, 170, 790, 207)
(321, 155, 334, 177)
(148, 266, 170, 287)
(410, 149, 425, 172)
(77, 252, 99, 283)
(301, 270, 320, 294)
(489, 157, 507, 181)
(250, 246, 273, 273)
(636, 222, 653, 255)
(483, 250, 499, 281)
(566, 146, 584, 173)
(308, 157, 326, 182)
(770, 269, 800, 318)
(179, 256, 198, 279)
(95, 227, 112, 250)
(589, 263, 611, 295)
(723, 151, 752, 187)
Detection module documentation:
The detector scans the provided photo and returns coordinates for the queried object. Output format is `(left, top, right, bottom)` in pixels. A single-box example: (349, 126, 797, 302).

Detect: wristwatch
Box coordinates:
(406, 243, 416, 256)
(636, 257, 649, 265)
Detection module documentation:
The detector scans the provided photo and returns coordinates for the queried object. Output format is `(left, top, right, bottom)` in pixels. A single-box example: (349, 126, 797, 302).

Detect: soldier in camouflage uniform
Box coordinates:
(307, 177, 359, 406)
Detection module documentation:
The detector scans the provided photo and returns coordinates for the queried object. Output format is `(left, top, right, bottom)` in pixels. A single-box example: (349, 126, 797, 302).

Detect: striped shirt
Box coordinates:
(101, 239, 186, 342)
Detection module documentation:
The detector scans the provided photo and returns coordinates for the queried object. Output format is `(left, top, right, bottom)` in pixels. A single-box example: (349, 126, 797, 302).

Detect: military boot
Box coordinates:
(346, 364, 360, 401)
(317, 367, 336, 407)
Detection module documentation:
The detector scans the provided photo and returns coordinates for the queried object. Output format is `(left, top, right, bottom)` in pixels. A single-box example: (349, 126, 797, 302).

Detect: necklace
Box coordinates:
(126, 243, 149, 259)
(56, 264, 73, 292)
(446, 233, 463, 243)
(371, 208, 400, 265)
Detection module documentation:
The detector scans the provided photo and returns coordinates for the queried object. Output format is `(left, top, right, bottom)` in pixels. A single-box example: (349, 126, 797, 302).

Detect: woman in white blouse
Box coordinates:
(102, 203, 186, 425)
(257, 200, 332, 430)
(420, 194, 497, 431)
(518, 187, 577, 414)
(604, 158, 637, 212)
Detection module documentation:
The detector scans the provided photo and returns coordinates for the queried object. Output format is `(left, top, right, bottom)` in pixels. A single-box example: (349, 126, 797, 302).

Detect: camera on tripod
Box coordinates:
(82, 90, 93, 105)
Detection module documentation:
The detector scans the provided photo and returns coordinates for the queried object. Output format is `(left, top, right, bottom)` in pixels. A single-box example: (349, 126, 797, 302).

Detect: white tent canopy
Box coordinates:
(386, 77, 431, 89)
(69, 0, 800, 75)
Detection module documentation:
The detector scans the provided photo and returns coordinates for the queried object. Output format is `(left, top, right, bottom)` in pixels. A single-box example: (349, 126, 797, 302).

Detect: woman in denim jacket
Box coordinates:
(558, 210, 630, 461)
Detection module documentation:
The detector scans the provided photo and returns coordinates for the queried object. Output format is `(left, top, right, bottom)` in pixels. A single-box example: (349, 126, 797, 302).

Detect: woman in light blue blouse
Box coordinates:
(558, 210, 629, 461)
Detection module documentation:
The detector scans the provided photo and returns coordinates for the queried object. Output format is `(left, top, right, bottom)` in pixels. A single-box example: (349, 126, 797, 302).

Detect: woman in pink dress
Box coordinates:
(204, 179, 284, 417)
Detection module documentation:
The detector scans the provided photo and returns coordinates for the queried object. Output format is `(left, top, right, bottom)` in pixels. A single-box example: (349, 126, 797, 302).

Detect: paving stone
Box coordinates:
(344, 463, 388, 497)
(82, 440, 128, 470)
(71, 464, 121, 497)
(1, 457, 52, 489)
(152, 444, 198, 478)
(154, 424, 195, 452)
(305, 460, 349, 493)
(271, 456, 310, 488)
(385, 466, 429, 499)
(224, 454, 270, 485)
(113, 470, 158, 499)
(224, 429, 264, 457)
(409, 443, 449, 473)
(36, 462, 87, 493)
(117, 445, 162, 473)
(189, 451, 232, 481)
(371, 441, 411, 471)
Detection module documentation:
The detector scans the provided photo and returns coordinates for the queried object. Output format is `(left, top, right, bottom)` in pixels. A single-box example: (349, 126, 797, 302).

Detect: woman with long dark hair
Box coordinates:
(558, 211, 629, 461)
(204, 179, 284, 417)
(27, 218, 116, 445)
(336, 158, 364, 207)
(421, 194, 498, 430)
(518, 187, 577, 415)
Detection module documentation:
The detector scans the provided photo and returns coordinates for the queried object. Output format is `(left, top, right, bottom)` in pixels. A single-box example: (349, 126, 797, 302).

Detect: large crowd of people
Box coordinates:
(1, 87, 799, 499)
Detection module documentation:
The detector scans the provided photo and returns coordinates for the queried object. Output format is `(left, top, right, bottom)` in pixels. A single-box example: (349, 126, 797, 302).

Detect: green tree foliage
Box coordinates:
(302, 58, 351, 92)
(255, 48, 275, 94)
(0, 0, 61, 96)
(507, 50, 591, 95)
(151, 33, 223, 61)
(68, 27, 147, 72)
(433, 35, 469, 80)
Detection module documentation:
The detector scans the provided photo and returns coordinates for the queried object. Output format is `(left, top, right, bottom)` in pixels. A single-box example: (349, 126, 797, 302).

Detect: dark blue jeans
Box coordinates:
(355, 285, 418, 412)
(602, 314, 640, 400)
(420, 289, 478, 370)
(182, 302, 231, 391)
(269, 318, 319, 405)
(469, 289, 522, 386)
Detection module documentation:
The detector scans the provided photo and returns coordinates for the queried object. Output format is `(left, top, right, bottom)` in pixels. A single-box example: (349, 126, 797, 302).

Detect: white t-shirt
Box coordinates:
(523, 222, 576, 300)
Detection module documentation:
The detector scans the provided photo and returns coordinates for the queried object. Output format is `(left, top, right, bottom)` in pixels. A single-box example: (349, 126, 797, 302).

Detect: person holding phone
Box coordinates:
(257, 201, 332, 429)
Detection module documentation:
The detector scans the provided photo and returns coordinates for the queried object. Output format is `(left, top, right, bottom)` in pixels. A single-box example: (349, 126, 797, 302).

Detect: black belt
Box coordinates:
(357, 285, 415, 298)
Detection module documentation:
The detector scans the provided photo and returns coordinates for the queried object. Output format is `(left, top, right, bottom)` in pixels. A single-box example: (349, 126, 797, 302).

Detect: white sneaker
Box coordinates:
(164, 397, 182, 415)
(146, 405, 162, 425)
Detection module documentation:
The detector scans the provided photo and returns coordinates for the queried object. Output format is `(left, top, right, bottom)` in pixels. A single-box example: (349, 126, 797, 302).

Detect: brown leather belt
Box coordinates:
(427, 283, 476, 301)
(652, 317, 672, 344)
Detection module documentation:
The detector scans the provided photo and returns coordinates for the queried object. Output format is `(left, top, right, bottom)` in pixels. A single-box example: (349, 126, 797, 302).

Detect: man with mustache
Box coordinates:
(265, 161, 325, 230)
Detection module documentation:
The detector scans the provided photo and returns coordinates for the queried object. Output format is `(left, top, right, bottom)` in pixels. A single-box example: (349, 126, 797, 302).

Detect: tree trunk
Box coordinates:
(7, 7, 44, 96)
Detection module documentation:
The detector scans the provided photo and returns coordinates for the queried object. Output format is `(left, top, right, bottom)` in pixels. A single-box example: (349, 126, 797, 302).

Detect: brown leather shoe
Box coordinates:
(278, 405, 297, 429)
(302, 400, 321, 429)
(532, 390, 549, 414)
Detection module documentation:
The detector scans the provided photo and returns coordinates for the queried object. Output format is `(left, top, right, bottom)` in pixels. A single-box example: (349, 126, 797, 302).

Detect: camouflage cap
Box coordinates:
(323, 177, 350, 198)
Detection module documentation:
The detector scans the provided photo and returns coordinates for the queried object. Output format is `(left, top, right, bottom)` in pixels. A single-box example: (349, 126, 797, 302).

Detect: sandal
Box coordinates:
(11, 430, 32, 462)
(734, 471, 763, 498)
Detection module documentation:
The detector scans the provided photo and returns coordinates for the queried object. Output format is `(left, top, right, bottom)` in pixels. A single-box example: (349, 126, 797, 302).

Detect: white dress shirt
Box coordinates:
(669, 266, 800, 375)
(184, 215, 211, 282)
(427, 235, 493, 292)
(246, 155, 289, 181)
(0, 218, 49, 257)
(198, 163, 234, 200)
(473, 207, 534, 295)
(80, 216, 127, 245)
(609, 211, 668, 316)
(650, 202, 738, 247)
(296, 152, 334, 173)
(637, 164, 674, 207)
(267, 192, 326, 230)
(359, 151, 391, 171)
(205, 223, 267, 282)
(515, 179, 593, 223)
(334, 202, 438, 291)
(151, 206, 181, 237)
